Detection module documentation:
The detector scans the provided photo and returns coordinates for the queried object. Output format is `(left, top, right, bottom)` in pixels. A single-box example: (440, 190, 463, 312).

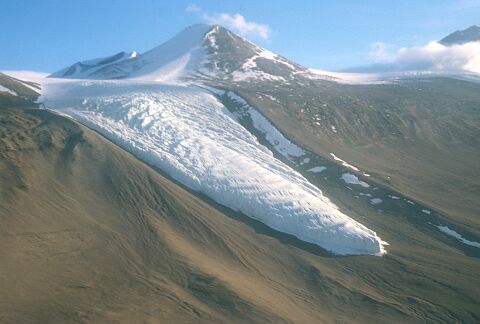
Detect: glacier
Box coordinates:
(38, 78, 386, 256)
(16, 24, 388, 255)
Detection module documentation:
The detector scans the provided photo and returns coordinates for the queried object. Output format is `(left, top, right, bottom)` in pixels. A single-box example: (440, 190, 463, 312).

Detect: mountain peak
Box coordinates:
(49, 23, 304, 83)
(439, 25, 480, 46)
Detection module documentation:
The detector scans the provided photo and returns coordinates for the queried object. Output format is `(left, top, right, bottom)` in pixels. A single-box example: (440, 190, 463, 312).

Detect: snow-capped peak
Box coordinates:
(49, 24, 305, 83)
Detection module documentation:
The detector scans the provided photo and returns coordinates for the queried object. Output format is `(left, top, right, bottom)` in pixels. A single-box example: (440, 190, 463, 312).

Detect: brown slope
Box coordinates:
(1, 104, 479, 323)
(217, 77, 480, 233)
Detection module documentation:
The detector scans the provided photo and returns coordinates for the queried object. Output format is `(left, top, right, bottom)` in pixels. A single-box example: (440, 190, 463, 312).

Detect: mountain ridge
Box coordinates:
(49, 24, 306, 83)
(439, 25, 480, 45)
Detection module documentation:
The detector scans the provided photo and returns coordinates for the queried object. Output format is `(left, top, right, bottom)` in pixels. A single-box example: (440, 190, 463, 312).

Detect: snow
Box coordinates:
(37, 78, 386, 256)
(127, 24, 212, 82)
(232, 69, 286, 82)
(264, 94, 279, 102)
(48, 23, 295, 84)
(359, 193, 372, 197)
(306, 68, 480, 85)
(204, 26, 220, 50)
(436, 226, 480, 248)
(370, 198, 383, 205)
(48, 24, 214, 83)
(308, 166, 327, 173)
(225, 91, 305, 159)
(257, 48, 296, 70)
(1, 70, 45, 93)
(230, 46, 293, 82)
(330, 153, 360, 171)
(340, 173, 370, 188)
(0, 84, 16, 96)
(306, 69, 388, 84)
(49, 51, 137, 79)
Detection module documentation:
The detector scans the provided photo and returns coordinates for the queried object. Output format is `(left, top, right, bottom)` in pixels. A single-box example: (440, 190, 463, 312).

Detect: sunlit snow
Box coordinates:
(38, 78, 385, 256)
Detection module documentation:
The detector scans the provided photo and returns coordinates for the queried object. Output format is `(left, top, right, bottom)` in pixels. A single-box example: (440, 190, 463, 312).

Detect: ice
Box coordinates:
(330, 153, 361, 171)
(230, 46, 295, 82)
(437, 226, 480, 248)
(308, 166, 327, 173)
(39, 78, 386, 256)
(0, 84, 16, 96)
(370, 198, 383, 205)
(340, 173, 370, 188)
(225, 91, 305, 159)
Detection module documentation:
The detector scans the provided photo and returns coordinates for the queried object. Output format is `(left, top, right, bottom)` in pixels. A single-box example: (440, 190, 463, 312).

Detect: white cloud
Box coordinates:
(369, 42, 397, 62)
(203, 13, 271, 39)
(368, 40, 480, 73)
(185, 4, 271, 39)
(185, 4, 201, 13)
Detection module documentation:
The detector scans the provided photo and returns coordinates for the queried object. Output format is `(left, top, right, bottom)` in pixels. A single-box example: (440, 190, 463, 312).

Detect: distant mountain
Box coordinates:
(439, 25, 480, 46)
(49, 24, 306, 83)
(50, 51, 138, 79)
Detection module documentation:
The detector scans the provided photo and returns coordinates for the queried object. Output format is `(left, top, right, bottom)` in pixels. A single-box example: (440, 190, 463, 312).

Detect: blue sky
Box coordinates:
(1, 0, 479, 72)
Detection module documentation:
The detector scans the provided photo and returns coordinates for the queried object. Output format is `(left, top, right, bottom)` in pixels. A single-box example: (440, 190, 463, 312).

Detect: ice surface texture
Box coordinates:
(42, 80, 385, 255)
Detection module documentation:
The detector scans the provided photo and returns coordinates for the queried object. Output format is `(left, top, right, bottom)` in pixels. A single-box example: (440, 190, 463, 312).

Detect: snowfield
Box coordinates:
(39, 79, 386, 255)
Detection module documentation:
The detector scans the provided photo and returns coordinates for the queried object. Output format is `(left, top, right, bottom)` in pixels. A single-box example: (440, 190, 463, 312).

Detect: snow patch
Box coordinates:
(0, 84, 16, 96)
(225, 91, 305, 159)
(437, 226, 480, 248)
(330, 153, 360, 171)
(340, 173, 370, 188)
(370, 198, 383, 205)
(308, 166, 327, 173)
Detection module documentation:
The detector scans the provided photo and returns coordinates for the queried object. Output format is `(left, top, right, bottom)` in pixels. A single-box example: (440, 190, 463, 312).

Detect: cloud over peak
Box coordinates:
(185, 4, 271, 40)
(204, 13, 271, 39)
